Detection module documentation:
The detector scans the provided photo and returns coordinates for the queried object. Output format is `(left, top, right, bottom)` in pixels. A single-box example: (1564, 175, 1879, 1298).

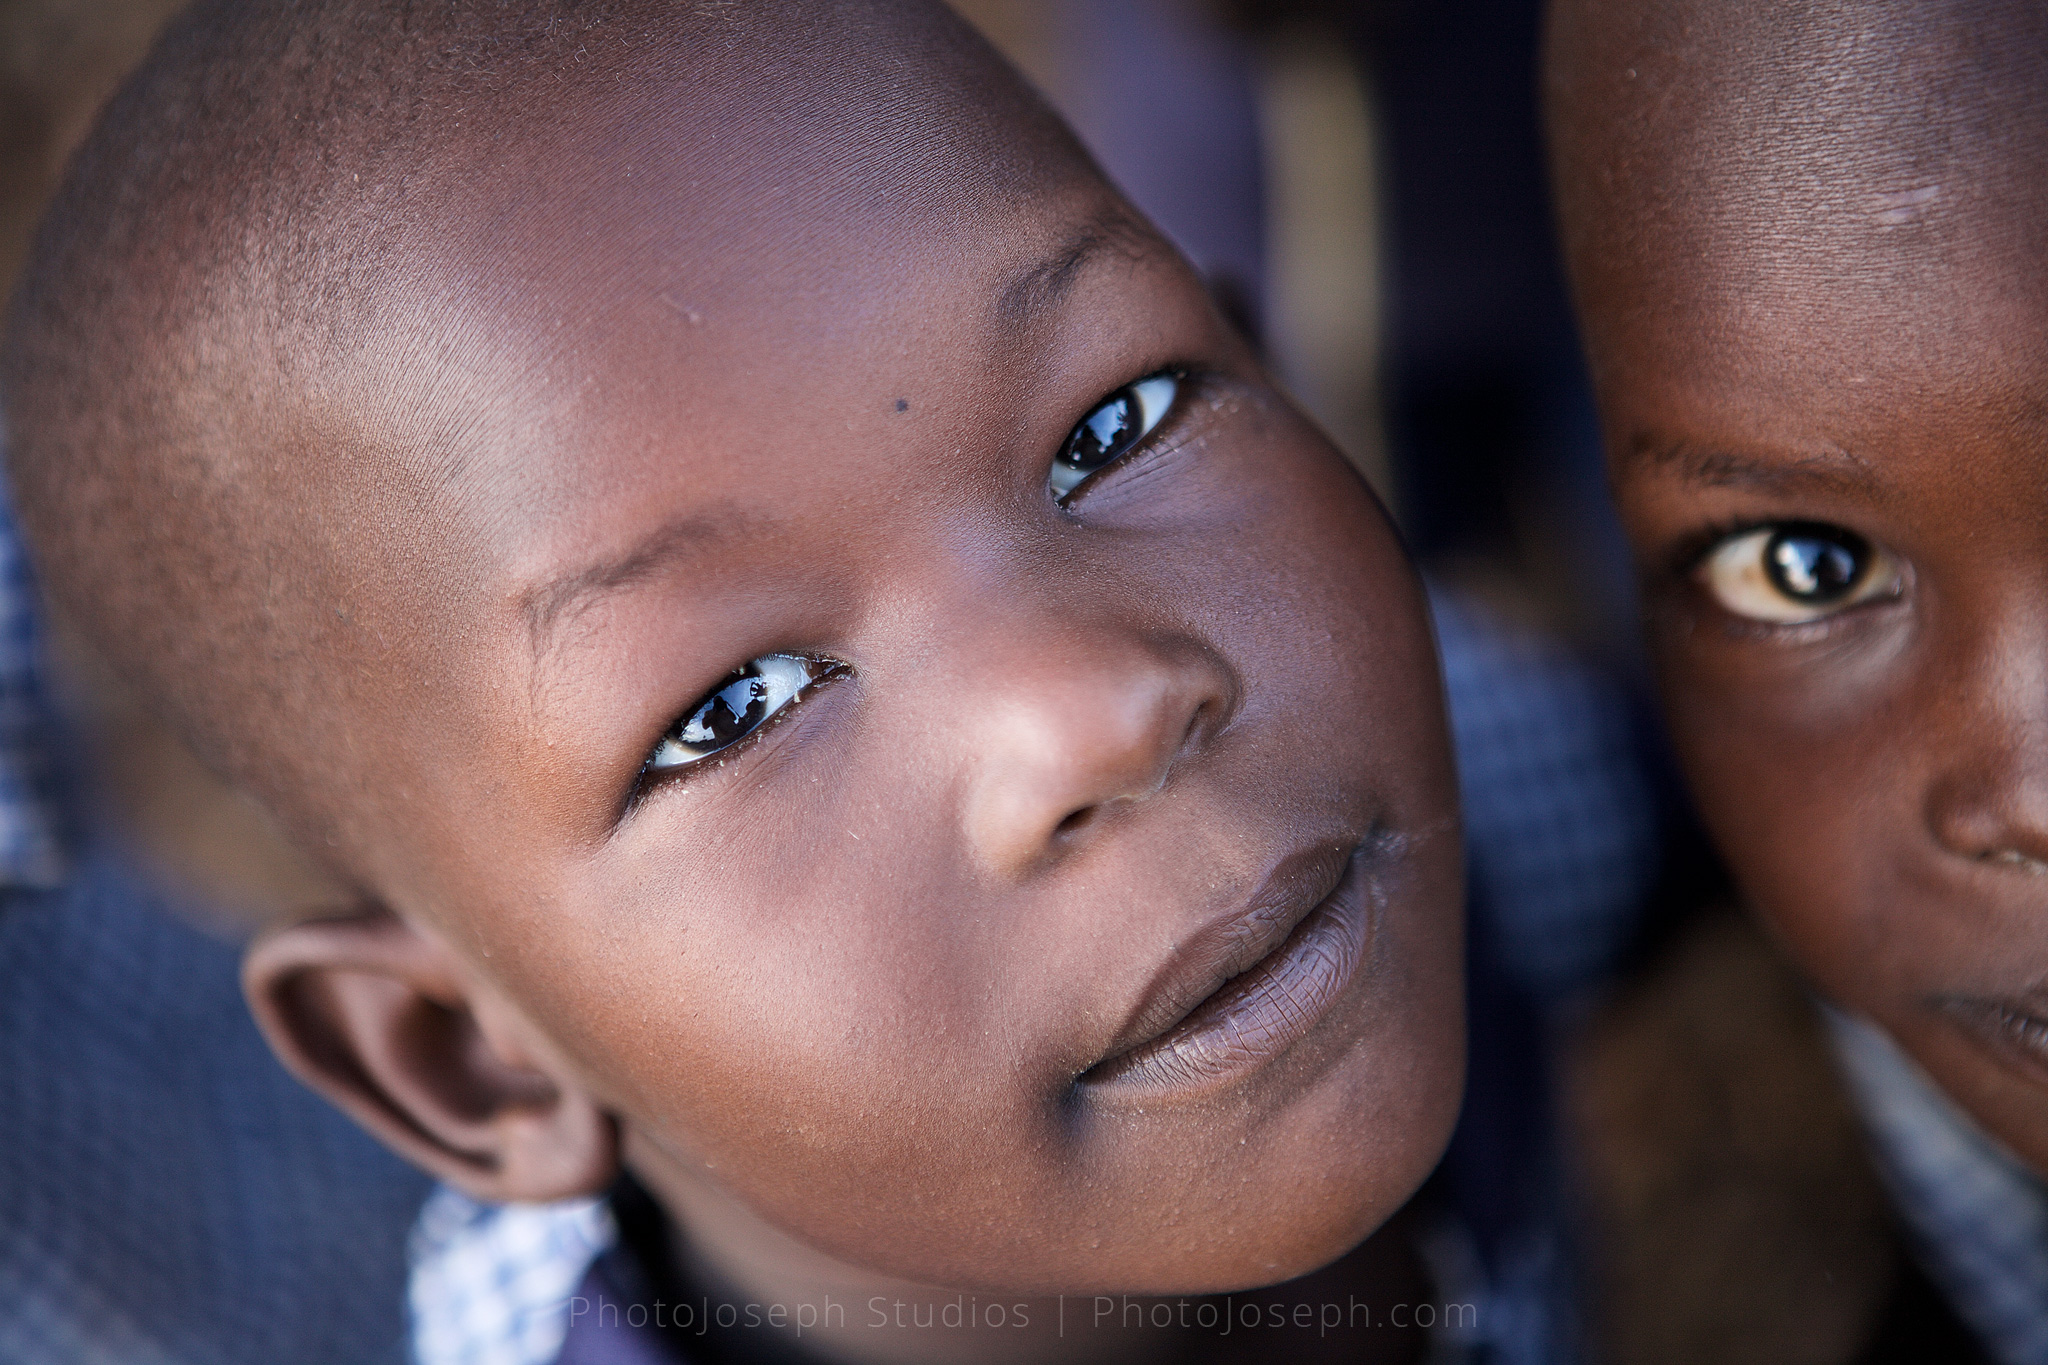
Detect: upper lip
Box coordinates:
(1088, 841, 1360, 1073)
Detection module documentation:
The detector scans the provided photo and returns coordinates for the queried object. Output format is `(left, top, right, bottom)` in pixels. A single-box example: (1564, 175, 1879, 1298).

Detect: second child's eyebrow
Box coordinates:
(1626, 437, 1882, 496)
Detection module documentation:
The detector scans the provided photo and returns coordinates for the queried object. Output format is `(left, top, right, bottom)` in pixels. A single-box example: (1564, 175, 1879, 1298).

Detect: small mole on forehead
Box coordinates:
(895, 399, 909, 413)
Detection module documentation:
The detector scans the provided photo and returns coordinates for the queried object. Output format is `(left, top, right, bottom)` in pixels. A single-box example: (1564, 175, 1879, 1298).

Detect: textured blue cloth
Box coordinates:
(1829, 1009, 2048, 1365)
(0, 852, 434, 1365)
(410, 1187, 616, 1365)
(1432, 588, 1659, 1003)
(0, 483, 68, 891)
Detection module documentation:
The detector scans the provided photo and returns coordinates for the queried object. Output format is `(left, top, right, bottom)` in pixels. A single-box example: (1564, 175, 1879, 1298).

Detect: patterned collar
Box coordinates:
(1828, 1008, 2048, 1365)
(0, 483, 68, 890)
(408, 1186, 618, 1365)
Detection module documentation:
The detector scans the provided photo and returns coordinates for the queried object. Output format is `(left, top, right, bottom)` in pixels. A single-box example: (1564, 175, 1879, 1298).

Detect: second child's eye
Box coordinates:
(1048, 373, 1179, 501)
(1699, 522, 1903, 624)
(648, 654, 819, 773)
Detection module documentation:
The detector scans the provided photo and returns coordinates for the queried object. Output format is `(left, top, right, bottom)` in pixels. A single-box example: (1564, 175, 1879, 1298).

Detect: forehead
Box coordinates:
(324, 154, 1195, 746)
(394, 178, 1168, 565)
(1567, 0, 2048, 411)
(318, 28, 1124, 568)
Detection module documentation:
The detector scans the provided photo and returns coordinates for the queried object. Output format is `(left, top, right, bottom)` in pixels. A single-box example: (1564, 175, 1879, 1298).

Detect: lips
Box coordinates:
(1082, 841, 1376, 1097)
(1938, 994, 2048, 1087)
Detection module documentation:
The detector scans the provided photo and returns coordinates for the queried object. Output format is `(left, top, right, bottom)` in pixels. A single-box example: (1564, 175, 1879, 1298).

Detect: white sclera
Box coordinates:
(1700, 528, 1900, 624)
(1129, 374, 1177, 429)
(1047, 373, 1179, 500)
(650, 653, 815, 771)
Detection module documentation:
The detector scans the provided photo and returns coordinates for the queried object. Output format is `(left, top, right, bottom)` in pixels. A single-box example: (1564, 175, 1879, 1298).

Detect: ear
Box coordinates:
(243, 908, 619, 1203)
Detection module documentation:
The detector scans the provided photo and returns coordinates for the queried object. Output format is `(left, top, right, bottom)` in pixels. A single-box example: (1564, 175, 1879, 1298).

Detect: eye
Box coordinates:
(1048, 372, 1179, 501)
(1699, 522, 1903, 624)
(647, 653, 820, 773)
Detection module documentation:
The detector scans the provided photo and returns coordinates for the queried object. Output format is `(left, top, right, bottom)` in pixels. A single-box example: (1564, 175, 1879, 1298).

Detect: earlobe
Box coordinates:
(242, 908, 618, 1203)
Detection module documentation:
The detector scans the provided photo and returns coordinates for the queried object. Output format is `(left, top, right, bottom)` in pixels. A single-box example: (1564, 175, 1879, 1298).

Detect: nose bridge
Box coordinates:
(951, 595, 1237, 877)
(1925, 608, 2048, 866)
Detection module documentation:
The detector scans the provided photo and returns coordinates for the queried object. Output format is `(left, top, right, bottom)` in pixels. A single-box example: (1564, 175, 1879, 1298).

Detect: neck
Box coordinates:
(621, 1128, 1163, 1365)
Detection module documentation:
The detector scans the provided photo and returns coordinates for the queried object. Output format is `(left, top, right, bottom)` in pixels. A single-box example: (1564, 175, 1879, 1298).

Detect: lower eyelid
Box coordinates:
(634, 662, 848, 797)
(1062, 381, 1208, 505)
(1691, 560, 1907, 638)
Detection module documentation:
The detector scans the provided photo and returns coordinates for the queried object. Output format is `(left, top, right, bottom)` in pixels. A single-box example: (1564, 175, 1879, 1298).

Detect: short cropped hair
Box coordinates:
(0, 0, 1060, 859)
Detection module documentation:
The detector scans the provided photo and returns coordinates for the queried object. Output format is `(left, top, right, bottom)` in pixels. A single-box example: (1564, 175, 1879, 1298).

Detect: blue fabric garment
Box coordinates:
(1413, 586, 1661, 1365)
(0, 851, 434, 1365)
(410, 1186, 615, 1365)
(1829, 1009, 2048, 1365)
(1432, 588, 1659, 1004)
(0, 478, 70, 891)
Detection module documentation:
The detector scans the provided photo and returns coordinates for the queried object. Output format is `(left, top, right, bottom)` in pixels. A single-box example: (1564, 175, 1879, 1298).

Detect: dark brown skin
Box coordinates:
(2, 3, 1464, 1359)
(1548, 0, 2048, 1171)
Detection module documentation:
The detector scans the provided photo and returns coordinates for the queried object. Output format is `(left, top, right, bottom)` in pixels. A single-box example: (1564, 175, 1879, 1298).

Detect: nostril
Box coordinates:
(1054, 806, 1095, 840)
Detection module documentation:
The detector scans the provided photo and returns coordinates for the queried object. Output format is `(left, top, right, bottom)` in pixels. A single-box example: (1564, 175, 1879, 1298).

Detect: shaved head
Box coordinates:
(1, 0, 1477, 1304)
(1, 0, 1086, 869)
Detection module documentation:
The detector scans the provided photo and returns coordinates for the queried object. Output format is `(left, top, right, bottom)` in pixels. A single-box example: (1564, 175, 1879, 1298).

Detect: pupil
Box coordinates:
(1060, 392, 1138, 471)
(1766, 526, 1865, 602)
(681, 667, 768, 749)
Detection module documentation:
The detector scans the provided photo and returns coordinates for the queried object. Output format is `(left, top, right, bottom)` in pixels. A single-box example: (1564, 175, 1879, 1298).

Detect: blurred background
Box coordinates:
(0, 3, 1937, 1363)
(950, 0, 1641, 666)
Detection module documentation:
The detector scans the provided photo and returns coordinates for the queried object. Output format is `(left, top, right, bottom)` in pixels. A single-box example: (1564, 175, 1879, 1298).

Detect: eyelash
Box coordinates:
(1677, 517, 1906, 635)
(1049, 369, 1189, 503)
(625, 369, 1193, 810)
(630, 656, 846, 804)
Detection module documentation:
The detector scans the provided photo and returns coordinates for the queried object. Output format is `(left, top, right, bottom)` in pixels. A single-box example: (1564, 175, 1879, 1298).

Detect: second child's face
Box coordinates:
(1587, 117, 2048, 1168)
(313, 87, 1465, 1292)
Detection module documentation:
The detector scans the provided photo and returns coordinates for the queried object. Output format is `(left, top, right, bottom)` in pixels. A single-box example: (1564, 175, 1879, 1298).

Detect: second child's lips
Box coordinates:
(1938, 993, 2048, 1088)
(1082, 841, 1372, 1097)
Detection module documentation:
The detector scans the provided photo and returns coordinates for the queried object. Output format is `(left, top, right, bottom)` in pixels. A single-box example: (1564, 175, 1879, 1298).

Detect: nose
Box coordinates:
(958, 614, 1239, 877)
(1927, 743, 2048, 874)
(1925, 627, 2048, 873)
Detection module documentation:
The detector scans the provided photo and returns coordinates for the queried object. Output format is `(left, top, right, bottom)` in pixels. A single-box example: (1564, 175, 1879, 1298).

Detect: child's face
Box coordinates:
(306, 89, 1465, 1291)
(1574, 25, 2048, 1169)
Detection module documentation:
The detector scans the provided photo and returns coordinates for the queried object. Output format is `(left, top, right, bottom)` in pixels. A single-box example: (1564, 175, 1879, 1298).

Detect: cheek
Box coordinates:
(476, 793, 1110, 1229)
(434, 405, 1467, 1291)
(510, 841, 1014, 1133)
(1654, 639, 1935, 1005)
(1168, 411, 1455, 817)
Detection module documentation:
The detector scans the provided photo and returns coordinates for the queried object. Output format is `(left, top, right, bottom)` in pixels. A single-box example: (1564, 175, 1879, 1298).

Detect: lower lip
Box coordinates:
(1940, 997, 2048, 1088)
(1081, 854, 1373, 1098)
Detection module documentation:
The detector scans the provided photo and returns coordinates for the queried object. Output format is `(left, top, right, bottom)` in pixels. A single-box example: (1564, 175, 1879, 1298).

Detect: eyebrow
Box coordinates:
(518, 213, 1160, 660)
(995, 208, 1159, 330)
(519, 509, 743, 659)
(1624, 437, 1881, 496)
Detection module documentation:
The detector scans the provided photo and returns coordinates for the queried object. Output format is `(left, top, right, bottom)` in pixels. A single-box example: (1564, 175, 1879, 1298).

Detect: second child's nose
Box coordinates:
(1927, 741, 2048, 873)
(959, 623, 1238, 877)
(1923, 616, 2048, 872)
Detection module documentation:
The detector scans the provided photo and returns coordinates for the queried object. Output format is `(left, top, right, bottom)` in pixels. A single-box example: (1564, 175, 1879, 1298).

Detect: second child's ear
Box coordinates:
(243, 908, 618, 1203)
